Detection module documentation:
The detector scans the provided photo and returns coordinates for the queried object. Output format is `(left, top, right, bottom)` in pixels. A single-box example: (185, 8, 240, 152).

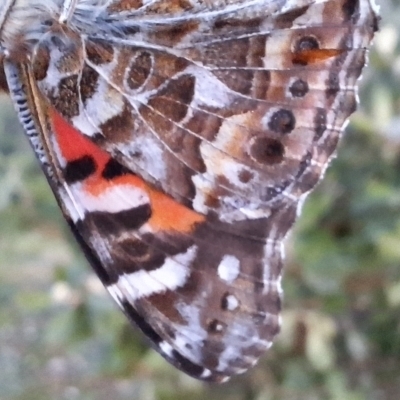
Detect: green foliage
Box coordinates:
(1, 3, 400, 399)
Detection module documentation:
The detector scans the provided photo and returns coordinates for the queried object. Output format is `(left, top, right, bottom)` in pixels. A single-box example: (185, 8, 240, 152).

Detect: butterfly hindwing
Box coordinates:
(53, 108, 290, 381)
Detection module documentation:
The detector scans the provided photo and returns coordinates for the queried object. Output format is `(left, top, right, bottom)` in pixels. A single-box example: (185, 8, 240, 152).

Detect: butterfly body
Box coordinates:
(0, 0, 378, 382)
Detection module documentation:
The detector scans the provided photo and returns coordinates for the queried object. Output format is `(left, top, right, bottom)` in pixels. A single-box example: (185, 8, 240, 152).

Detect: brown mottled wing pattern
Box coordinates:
(35, 0, 378, 215)
(2, 0, 378, 382)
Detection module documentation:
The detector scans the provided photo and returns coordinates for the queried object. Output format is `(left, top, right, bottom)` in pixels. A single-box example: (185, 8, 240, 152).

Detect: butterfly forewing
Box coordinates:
(1, 0, 378, 382)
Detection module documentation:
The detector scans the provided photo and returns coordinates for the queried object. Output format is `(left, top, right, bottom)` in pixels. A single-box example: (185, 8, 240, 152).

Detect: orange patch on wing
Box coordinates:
(293, 48, 344, 65)
(50, 108, 205, 233)
(147, 188, 205, 233)
(83, 173, 205, 233)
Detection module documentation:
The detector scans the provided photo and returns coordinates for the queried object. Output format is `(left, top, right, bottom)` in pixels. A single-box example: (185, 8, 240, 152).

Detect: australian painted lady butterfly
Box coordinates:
(0, 0, 378, 382)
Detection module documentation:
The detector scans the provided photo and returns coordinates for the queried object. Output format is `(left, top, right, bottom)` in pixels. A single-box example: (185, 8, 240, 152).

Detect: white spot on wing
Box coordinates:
(217, 255, 240, 283)
(225, 294, 239, 311)
(159, 341, 174, 357)
(199, 369, 212, 379)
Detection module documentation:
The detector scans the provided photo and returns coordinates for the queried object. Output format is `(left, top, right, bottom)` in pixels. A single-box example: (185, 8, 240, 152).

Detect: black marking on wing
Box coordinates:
(102, 158, 131, 180)
(82, 205, 152, 234)
(64, 155, 96, 183)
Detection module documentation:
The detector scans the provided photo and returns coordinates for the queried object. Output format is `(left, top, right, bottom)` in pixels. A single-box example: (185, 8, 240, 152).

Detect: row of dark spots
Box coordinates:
(248, 14, 356, 167)
(63, 155, 131, 184)
(249, 103, 328, 166)
(244, 30, 318, 167)
(248, 108, 295, 166)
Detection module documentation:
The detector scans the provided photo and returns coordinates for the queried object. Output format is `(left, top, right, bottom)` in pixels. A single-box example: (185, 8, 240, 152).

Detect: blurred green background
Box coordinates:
(1, 2, 400, 399)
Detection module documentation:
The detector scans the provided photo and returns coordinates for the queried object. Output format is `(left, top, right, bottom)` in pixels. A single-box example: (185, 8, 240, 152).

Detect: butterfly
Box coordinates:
(0, 0, 378, 382)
